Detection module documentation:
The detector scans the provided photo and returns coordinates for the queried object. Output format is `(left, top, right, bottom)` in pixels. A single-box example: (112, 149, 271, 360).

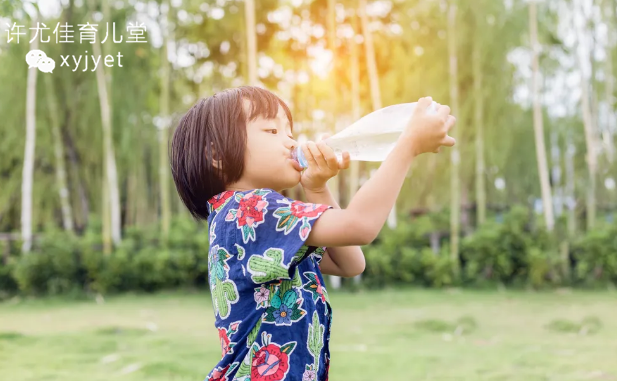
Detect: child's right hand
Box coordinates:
(402, 96, 456, 156)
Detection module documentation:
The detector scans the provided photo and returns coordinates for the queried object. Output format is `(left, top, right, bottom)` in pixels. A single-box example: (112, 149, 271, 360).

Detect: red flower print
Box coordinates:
(209, 191, 234, 211)
(218, 328, 230, 357)
(251, 344, 290, 381)
(237, 193, 267, 227)
(208, 364, 231, 381)
(315, 276, 326, 303)
(324, 355, 331, 381)
(290, 201, 328, 218)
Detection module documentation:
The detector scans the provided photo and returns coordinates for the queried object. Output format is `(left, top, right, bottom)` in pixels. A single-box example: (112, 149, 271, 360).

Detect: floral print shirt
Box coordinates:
(204, 188, 333, 381)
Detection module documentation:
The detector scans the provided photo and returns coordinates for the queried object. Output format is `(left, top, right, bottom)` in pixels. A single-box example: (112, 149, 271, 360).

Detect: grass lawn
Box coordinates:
(1, 288, 616, 381)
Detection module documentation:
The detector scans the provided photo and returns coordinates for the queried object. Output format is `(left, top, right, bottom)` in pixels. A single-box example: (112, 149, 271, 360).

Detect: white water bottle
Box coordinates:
(292, 101, 439, 168)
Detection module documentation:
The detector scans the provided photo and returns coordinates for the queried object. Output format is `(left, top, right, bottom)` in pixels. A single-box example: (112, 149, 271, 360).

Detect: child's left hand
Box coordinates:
(300, 134, 350, 193)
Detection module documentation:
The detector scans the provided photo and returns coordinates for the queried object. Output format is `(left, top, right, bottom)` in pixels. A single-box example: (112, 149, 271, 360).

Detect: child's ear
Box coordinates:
(210, 143, 223, 170)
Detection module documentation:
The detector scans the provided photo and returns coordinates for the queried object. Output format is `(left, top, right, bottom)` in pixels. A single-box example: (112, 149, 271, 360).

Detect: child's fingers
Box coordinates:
(339, 151, 351, 169)
(306, 141, 327, 169)
(301, 143, 318, 168)
(413, 96, 433, 116)
(436, 104, 451, 123)
(317, 141, 338, 170)
(441, 135, 456, 147)
(446, 115, 456, 131)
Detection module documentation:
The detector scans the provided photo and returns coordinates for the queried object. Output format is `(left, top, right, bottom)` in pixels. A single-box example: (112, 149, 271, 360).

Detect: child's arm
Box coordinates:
(304, 186, 365, 277)
(305, 97, 456, 248)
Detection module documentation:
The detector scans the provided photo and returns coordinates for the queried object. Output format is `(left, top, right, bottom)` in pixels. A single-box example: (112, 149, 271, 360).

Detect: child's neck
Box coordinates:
(226, 179, 282, 194)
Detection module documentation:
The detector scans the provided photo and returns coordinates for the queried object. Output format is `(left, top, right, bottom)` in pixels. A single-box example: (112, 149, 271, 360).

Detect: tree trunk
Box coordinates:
(448, 1, 461, 271)
(159, 0, 172, 242)
(22, 15, 39, 254)
(349, 6, 363, 285)
(573, 0, 597, 230)
(603, 0, 615, 163)
(359, 0, 396, 229)
(245, 0, 257, 85)
(64, 124, 90, 229)
(473, 22, 486, 226)
(327, 0, 341, 291)
(326, 0, 340, 203)
(92, 0, 121, 250)
(349, 8, 361, 208)
(529, 0, 555, 231)
(565, 137, 577, 235)
(45, 75, 74, 232)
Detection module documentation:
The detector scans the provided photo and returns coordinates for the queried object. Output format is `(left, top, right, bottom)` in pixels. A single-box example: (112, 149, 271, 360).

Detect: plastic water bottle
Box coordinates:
(292, 101, 439, 168)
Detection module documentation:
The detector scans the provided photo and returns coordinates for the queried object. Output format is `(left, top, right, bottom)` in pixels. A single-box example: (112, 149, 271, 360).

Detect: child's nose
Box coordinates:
(286, 137, 298, 148)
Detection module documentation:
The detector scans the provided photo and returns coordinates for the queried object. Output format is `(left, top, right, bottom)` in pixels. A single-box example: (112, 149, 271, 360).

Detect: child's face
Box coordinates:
(237, 102, 302, 192)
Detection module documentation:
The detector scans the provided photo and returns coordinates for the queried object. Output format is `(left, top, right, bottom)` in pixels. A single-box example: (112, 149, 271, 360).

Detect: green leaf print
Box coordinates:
(273, 208, 300, 233)
(247, 248, 289, 283)
(241, 224, 255, 243)
(308, 311, 325, 373)
(235, 244, 245, 260)
(264, 308, 276, 322)
(290, 308, 304, 321)
(280, 342, 297, 355)
(253, 189, 270, 197)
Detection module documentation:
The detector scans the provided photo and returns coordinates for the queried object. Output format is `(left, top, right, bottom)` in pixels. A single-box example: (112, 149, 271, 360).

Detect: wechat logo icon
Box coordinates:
(25, 49, 56, 73)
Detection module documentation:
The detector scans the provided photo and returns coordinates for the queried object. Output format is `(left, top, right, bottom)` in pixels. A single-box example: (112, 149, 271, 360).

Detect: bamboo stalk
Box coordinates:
(448, 0, 461, 268)
(22, 14, 39, 254)
(529, 0, 555, 231)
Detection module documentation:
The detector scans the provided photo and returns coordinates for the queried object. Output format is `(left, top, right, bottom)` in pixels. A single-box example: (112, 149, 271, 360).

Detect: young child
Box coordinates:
(170, 86, 455, 381)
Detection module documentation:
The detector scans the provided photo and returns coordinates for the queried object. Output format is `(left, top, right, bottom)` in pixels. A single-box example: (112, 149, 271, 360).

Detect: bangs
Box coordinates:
(239, 86, 294, 130)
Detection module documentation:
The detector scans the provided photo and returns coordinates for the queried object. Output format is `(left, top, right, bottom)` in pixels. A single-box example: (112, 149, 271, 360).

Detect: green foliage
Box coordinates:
(3, 217, 209, 296)
(2, 207, 617, 296)
(364, 215, 455, 288)
(460, 206, 558, 288)
(571, 224, 617, 286)
(361, 206, 617, 290)
(12, 229, 82, 295)
(0, 259, 17, 296)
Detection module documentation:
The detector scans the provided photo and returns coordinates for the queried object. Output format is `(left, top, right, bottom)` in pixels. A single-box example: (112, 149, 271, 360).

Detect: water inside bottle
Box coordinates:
(328, 131, 403, 162)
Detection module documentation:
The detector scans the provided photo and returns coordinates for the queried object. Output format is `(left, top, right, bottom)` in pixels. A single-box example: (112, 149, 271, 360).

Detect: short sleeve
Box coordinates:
(224, 189, 331, 284)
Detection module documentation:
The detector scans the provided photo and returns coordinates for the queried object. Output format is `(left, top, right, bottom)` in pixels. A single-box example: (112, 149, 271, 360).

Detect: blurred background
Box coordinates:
(1, 0, 617, 380)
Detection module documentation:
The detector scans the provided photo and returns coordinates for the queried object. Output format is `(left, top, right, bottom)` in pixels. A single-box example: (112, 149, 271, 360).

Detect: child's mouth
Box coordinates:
(289, 148, 303, 172)
(290, 157, 303, 172)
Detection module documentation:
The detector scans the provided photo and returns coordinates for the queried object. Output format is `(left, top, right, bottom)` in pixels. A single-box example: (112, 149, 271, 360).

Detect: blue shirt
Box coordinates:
(205, 188, 333, 381)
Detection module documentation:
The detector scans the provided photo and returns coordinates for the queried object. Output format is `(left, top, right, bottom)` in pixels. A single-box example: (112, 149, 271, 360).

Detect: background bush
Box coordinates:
(1, 207, 616, 297)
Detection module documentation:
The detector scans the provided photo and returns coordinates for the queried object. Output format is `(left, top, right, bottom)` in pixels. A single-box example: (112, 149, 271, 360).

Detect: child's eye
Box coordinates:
(266, 129, 278, 134)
